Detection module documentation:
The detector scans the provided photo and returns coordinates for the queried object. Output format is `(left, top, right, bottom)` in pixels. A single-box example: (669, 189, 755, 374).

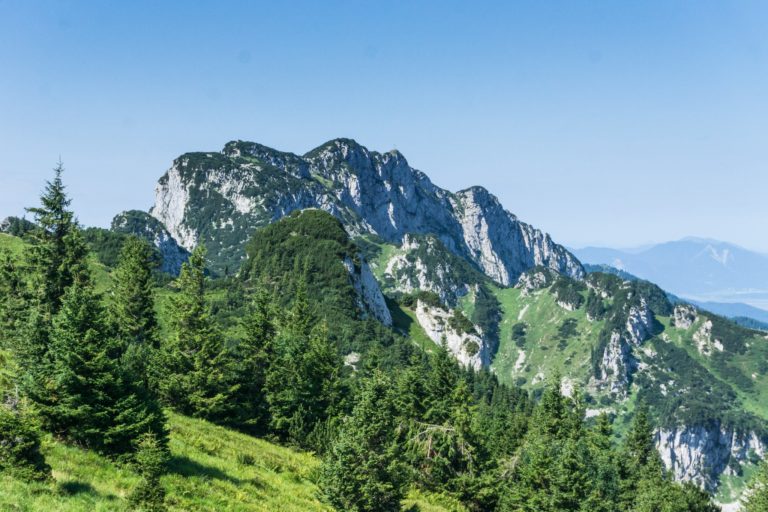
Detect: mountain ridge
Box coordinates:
(141, 138, 584, 284)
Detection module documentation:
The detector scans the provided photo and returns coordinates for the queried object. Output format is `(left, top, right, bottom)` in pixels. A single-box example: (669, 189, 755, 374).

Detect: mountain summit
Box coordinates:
(140, 139, 583, 282)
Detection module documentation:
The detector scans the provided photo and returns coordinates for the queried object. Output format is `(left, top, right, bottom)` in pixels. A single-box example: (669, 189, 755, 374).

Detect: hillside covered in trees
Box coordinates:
(2, 168, 768, 511)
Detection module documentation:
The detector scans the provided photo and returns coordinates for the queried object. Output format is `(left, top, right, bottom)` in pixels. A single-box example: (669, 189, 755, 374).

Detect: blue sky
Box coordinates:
(1, 1, 767, 251)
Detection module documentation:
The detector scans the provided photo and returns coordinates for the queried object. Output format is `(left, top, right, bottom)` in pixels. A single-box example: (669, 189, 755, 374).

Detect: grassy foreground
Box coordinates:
(0, 412, 465, 511)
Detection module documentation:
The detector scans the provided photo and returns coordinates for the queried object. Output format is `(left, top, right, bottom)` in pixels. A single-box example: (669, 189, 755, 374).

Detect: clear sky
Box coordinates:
(1, 1, 767, 251)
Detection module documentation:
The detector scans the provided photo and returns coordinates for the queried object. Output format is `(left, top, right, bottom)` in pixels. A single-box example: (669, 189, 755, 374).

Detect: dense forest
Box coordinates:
(2, 167, 767, 511)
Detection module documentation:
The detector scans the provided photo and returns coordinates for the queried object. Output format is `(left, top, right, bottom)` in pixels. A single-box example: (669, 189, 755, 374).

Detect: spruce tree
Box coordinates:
(43, 268, 166, 456)
(0, 249, 26, 348)
(266, 298, 341, 448)
(129, 432, 168, 512)
(108, 236, 160, 392)
(230, 284, 277, 433)
(498, 375, 601, 512)
(619, 404, 666, 509)
(108, 237, 159, 347)
(157, 245, 234, 420)
(16, 165, 89, 408)
(0, 404, 51, 482)
(319, 371, 406, 512)
(25, 162, 88, 314)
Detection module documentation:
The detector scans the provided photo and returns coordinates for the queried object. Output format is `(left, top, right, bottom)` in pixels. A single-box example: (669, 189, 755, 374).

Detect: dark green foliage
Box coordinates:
(511, 322, 528, 348)
(0, 249, 27, 353)
(709, 314, 755, 354)
(25, 162, 89, 314)
(229, 285, 277, 434)
(0, 405, 51, 481)
(82, 227, 133, 268)
(634, 340, 764, 433)
(320, 372, 406, 512)
(742, 460, 768, 512)
(399, 290, 443, 309)
(498, 376, 601, 512)
(0, 216, 36, 238)
(556, 318, 579, 349)
(471, 284, 501, 355)
(448, 309, 476, 335)
(243, 209, 398, 358)
(265, 288, 342, 449)
(42, 272, 166, 456)
(129, 432, 168, 512)
(108, 237, 160, 385)
(550, 276, 586, 310)
(585, 290, 607, 320)
(157, 246, 235, 420)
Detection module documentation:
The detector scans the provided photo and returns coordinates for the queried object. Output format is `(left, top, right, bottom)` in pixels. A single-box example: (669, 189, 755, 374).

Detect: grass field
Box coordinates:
(0, 412, 465, 511)
(489, 285, 602, 392)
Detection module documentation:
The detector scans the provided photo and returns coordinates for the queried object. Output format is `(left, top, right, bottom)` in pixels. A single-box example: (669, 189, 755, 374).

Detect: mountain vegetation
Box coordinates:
(2, 158, 766, 510)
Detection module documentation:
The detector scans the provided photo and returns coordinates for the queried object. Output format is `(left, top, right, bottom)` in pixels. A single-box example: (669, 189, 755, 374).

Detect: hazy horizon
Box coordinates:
(2, 1, 767, 251)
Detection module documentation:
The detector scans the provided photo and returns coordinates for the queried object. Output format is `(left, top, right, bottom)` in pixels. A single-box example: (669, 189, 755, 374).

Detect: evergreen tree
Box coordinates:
(230, 284, 277, 433)
(498, 375, 602, 512)
(43, 270, 166, 456)
(620, 404, 666, 509)
(108, 236, 160, 392)
(0, 249, 26, 348)
(423, 341, 460, 424)
(15, 165, 89, 410)
(25, 162, 88, 314)
(585, 413, 620, 511)
(266, 285, 341, 448)
(0, 405, 50, 482)
(320, 371, 406, 512)
(129, 432, 168, 512)
(157, 245, 235, 420)
(742, 460, 768, 512)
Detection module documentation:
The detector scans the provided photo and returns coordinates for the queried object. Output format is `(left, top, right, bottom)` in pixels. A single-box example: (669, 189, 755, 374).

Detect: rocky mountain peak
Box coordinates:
(141, 139, 583, 285)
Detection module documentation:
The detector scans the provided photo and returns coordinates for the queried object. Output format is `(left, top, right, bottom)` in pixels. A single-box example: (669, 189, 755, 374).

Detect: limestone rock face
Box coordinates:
(111, 210, 189, 275)
(625, 298, 655, 345)
(657, 425, 765, 490)
(593, 331, 634, 396)
(342, 256, 392, 326)
(414, 299, 486, 370)
(148, 138, 584, 283)
(673, 304, 698, 330)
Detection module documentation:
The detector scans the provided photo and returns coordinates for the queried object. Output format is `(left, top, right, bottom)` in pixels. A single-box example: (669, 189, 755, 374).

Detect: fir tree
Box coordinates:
(0, 404, 51, 482)
(157, 245, 235, 420)
(0, 249, 26, 348)
(25, 162, 88, 314)
(16, 165, 89, 410)
(266, 296, 341, 448)
(42, 266, 165, 456)
(108, 236, 160, 392)
(129, 432, 168, 512)
(230, 284, 277, 433)
(319, 371, 406, 512)
(498, 375, 601, 512)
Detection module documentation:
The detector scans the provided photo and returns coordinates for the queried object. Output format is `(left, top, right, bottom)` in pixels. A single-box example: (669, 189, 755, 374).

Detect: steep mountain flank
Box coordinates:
(139, 139, 583, 282)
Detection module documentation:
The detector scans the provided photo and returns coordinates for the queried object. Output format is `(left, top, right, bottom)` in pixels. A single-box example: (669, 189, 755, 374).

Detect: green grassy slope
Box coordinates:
(490, 285, 603, 393)
(0, 412, 464, 511)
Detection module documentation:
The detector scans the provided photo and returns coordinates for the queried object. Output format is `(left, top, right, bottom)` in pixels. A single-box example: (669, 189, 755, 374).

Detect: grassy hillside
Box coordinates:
(0, 412, 464, 512)
(490, 285, 603, 394)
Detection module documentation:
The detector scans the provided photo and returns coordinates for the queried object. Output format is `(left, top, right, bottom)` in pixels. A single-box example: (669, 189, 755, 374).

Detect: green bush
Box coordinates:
(0, 406, 50, 482)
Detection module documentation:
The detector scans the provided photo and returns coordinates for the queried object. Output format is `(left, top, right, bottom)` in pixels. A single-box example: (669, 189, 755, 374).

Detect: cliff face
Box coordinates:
(657, 425, 765, 490)
(148, 139, 583, 284)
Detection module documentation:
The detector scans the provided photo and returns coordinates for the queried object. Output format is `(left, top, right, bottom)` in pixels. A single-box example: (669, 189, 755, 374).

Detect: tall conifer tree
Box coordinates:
(157, 245, 234, 419)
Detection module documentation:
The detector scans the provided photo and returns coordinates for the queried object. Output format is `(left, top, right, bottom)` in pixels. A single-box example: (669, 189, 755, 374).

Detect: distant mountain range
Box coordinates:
(573, 238, 768, 317)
